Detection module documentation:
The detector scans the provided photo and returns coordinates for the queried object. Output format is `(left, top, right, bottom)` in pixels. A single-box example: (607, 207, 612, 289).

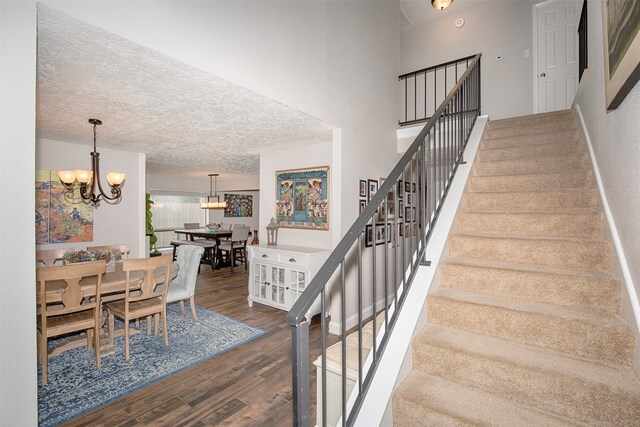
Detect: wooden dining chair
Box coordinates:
(217, 226, 250, 272)
(86, 244, 130, 260)
(36, 248, 71, 267)
(105, 255, 172, 361)
(36, 260, 106, 385)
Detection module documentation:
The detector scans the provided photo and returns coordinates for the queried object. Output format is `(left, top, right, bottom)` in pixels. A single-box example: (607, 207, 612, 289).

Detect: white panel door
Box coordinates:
(536, 0, 580, 112)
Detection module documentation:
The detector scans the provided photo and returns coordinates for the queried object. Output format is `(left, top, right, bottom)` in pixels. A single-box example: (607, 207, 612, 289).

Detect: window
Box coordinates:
(150, 194, 207, 249)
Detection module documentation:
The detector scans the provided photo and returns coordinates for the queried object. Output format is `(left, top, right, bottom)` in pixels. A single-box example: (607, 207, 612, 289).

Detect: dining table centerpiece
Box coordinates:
(63, 248, 122, 272)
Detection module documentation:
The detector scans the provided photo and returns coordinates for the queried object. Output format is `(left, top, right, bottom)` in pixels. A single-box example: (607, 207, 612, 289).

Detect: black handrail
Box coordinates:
(287, 53, 481, 426)
(399, 54, 478, 126)
(578, 0, 588, 81)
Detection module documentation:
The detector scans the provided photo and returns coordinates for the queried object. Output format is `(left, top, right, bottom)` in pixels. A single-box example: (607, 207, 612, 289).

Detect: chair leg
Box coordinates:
(146, 315, 152, 334)
(154, 314, 159, 336)
(107, 310, 115, 341)
(87, 329, 93, 349)
(40, 331, 48, 385)
(230, 246, 235, 273)
(179, 300, 186, 316)
(162, 307, 169, 347)
(124, 318, 130, 361)
(93, 324, 101, 368)
(189, 296, 198, 321)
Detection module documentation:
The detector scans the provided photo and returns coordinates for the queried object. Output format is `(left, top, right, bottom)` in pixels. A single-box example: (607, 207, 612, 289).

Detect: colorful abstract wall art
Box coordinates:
(224, 194, 253, 217)
(275, 166, 329, 230)
(36, 170, 93, 244)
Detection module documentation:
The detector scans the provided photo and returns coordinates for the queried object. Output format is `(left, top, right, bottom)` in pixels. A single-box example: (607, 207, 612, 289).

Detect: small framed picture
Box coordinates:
(359, 199, 367, 215)
(397, 180, 404, 199)
(398, 222, 404, 237)
(406, 193, 411, 204)
(359, 180, 367, 198)
(367, 179, 378, 201)
(404, 181, 411, 193)
(365, 223, 392, 247)
(399, 200, 404, 218)
(413, 183, 417, 193)
(405, 206, 411, 221)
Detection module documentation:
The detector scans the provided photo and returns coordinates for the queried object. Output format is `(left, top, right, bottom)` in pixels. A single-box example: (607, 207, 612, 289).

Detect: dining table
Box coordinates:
(42, 260, 179, 357)
(173, 228, 233, 269)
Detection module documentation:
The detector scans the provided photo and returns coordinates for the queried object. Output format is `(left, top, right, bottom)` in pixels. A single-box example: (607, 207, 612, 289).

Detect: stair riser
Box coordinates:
(482, 130, 578, 149)
(462, 191, 598, 213)
(414, 343, 640, 426)
(455, 212, 603, 238)
(393, 398, 475, 426)
(439, 263, 620, 313)
(473, 154, 589, 176)
(477, 143, 581, 162)
(488, 111, 575, 129)
(487, 123, 577, 139)
(449, 235, 611, 271)
(468, 172, 593, 193)
(427, 296, 633, 366)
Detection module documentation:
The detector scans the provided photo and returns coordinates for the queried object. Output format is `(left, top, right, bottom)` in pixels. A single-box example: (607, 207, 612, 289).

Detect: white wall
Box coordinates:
(401, 0, 538, 120)
(36, 138, 147, 257)
(0, 2, 38, 425)
(577, 0, 640, 325)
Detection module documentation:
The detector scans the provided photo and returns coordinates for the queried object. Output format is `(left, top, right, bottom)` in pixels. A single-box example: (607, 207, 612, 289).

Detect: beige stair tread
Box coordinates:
(442, 256, 615, 281)
(395, 371, 583, 427)
(418, 323, 640, 392)
(468, 169, 593, 189)
(461, 189, 599, 213)
(488, 110, 574, 127)
(431, 287, 628, 331)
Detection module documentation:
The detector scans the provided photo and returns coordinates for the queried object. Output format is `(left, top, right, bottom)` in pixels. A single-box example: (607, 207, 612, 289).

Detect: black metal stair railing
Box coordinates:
(399, 54, 479, 127)
(286, 53, 481, 427)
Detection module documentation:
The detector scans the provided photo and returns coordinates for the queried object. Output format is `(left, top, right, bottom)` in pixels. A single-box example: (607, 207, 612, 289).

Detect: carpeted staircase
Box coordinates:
(392, 110, 640, 426)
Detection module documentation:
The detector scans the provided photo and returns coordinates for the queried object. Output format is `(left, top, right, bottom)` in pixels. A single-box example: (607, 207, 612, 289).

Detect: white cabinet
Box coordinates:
(248, 244, 330, 320)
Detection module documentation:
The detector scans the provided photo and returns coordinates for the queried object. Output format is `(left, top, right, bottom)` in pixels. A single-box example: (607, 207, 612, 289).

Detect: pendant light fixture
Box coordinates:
(431, 0, 453, 11)
(58, 119, 125, 206)
(201, 173, 227, 209)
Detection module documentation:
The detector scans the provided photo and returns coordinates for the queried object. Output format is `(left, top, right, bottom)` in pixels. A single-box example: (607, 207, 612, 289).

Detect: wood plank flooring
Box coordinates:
(62, 265, 334, 426)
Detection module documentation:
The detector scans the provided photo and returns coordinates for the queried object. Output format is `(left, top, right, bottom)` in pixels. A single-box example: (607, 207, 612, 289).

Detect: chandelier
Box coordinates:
(201, 173, 227, 209)
(432, 0, 453, 10)
(58, 119, 125, 205)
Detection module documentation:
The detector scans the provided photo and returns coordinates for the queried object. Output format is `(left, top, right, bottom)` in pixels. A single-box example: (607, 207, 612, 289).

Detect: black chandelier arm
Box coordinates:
(78, 150, 122, 205)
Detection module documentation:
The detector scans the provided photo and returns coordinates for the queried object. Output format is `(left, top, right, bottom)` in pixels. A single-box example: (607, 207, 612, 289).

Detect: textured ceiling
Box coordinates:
(36, 6, 334, 178)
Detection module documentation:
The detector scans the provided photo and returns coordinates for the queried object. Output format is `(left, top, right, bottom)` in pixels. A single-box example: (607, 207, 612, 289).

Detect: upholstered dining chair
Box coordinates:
(36, 248, 70, 267)
(86, 244, 130, 260)
(105, 255, 172, 361)
(166, 244, 204, 321)
(218, 226, 250, 273)
(36, 260, 106, 384)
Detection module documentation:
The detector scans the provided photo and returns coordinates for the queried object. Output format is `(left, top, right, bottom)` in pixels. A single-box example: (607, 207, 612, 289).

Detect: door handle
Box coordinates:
(539, 72, 546, 78)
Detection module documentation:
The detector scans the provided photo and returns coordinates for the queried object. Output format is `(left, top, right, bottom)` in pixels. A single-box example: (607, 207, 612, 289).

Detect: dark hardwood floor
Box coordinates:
(63, 265, 332, 426)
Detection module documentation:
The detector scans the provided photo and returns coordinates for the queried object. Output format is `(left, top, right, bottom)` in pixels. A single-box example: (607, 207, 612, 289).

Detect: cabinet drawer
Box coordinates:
(278, 252, 310, 266)
(251, 248, 276, 261)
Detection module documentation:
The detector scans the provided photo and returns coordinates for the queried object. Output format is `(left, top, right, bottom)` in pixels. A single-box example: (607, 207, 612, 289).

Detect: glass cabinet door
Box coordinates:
(253, 263, 268, 299)
(287, 269, 307, 307)
(270, 267, 286, 306)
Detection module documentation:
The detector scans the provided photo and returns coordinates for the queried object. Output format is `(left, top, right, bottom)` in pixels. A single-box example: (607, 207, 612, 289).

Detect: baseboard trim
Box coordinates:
(575, 106, 640, 332)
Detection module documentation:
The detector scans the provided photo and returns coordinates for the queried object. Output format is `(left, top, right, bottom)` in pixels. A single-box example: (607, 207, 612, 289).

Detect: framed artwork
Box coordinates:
(405, 207, 411, 221)
(36, 170, 94, 244)
(406, 193, 411, 204)
(276, 166, 329, 230)
(398, 222, 404, 238)
(367, 179, 378, 202)
(365, 223, 392, 247)
(377, 178, 396, 221)
(404, 181, 411, 193)
(359, 199, 367, 215)
(359, 180, 367, 198)
(397, 180, 403, 199)
(602, 0, 640, 110)
(399, 200, 404, 219)
(224, 194, 253, 217)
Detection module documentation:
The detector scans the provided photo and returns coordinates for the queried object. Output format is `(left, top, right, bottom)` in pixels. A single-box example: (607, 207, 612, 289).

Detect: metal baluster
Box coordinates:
(340, 260, 346, 427)
(292, 321, 310, 426)
(321, 288, 327, 427)
(414, 73, 417, 122)
(384, 195, 389, 332)
(357, 234, 363, 396)
(372, 199, 377, 364)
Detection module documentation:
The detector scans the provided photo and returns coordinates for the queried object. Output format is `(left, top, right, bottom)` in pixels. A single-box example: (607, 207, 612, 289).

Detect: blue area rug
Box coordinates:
(38, 305, 266, 427)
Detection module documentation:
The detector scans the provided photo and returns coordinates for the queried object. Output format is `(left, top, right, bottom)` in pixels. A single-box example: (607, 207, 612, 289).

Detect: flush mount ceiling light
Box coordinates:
(201, 173, 227, 209)
(58, 119, 125, 206)
(432, 0, 453, 11)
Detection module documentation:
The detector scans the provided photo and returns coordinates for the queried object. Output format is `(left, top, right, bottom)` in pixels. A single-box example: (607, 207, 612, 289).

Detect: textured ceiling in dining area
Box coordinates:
(36, 6, 334, 178)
